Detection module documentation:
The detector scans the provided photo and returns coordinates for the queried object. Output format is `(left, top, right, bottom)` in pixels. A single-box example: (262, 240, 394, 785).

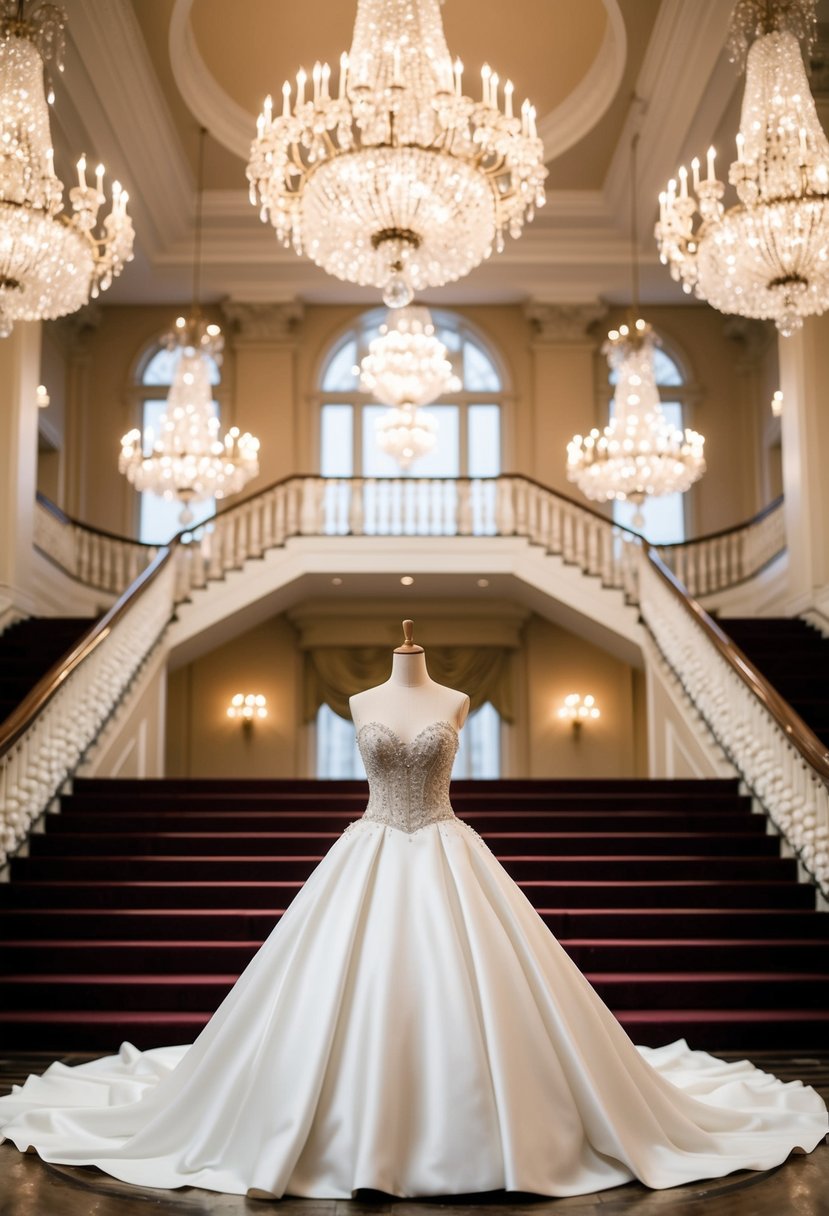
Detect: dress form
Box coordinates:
(349, 620, 470, 742)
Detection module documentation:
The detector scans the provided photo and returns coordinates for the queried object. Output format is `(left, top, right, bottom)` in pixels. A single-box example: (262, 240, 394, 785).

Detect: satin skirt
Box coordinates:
(0, 818, 826, 1199)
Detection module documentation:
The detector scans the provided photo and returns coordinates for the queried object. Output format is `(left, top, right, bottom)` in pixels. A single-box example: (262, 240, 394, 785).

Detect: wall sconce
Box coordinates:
(558, 693, 600, 738)
(227, 693, 268, 731)
(36, 384, 50, 409)
(771, 390, 783, 418)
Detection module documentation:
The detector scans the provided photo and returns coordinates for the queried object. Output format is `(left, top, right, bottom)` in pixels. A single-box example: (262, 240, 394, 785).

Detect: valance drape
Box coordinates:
(303, 646, 515, 723)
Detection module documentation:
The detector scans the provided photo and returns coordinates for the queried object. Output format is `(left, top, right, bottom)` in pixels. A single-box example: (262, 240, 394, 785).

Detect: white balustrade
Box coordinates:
(639, 552, 829, 897)
(655, 498, 785, 599)
(34, 498, 157, 595)
(0, 557, 175, 864)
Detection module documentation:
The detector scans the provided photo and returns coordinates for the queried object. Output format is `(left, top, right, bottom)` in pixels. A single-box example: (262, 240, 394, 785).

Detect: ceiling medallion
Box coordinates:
(359, 305, 459, 469)
(247, 0, 547, 308)
(656, 0, 829, 336)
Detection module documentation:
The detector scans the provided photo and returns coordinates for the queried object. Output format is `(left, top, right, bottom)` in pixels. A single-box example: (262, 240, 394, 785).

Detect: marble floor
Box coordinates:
(0, 1050, 826, 1216)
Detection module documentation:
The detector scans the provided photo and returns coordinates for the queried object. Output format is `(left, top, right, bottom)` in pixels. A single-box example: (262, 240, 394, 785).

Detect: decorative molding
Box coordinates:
(221, 301, 304, 344)
(525, 302, 606, 344)
(537, 1, 627, 161)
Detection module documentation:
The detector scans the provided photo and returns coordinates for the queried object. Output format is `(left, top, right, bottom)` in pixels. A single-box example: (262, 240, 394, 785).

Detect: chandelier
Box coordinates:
(247, 0, 547, 308)
(0, 1, 134, 337)
(359, 305, 459, 469)
(655, 0, 829, 336)
(119, 130, 259, 526)
(566, 320, 706, 527)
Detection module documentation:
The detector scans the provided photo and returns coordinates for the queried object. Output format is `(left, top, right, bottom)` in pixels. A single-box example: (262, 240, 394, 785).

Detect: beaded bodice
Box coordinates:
(357, 720, 458, 833)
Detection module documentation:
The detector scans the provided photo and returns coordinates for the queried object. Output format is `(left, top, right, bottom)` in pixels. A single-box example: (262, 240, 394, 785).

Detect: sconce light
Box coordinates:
(227, 693, 268, 731)
(771, 390, 783, 418)
(36, 384, 50, 409)
(558, 693, 600, 738)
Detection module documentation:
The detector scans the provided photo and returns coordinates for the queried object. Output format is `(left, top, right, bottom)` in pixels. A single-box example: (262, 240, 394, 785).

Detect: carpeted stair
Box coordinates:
(0, 617, 93, 725)
(721, 617, 829, 745)
(0, 776, 827, 1051)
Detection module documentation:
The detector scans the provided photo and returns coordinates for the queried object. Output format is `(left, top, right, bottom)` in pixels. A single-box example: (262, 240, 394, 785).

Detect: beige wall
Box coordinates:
(166, 614, 302, 778)
(166, 605, 646, 780)
(54, 299, 775, 539)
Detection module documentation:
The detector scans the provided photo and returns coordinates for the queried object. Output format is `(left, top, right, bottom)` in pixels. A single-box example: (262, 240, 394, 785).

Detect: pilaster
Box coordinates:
(0, 322, 42, 622)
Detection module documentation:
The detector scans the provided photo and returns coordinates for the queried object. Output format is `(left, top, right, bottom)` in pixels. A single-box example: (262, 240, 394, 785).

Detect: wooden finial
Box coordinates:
(394, 618, 424, 654)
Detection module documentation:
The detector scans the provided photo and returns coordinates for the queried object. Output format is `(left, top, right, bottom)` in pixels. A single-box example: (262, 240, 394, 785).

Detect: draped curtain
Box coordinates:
(304, 647, 514, 723)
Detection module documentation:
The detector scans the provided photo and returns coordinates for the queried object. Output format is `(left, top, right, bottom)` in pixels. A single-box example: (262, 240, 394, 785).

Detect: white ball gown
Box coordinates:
(0, 719, 826, 1199)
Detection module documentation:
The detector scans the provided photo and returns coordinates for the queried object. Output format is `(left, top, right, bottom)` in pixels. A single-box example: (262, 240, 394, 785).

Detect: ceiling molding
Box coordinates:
(169, 0, 253, 159)
(603, 0, 735, 264)
(538, 0, 627, 162)
(62, 0, 193, 257)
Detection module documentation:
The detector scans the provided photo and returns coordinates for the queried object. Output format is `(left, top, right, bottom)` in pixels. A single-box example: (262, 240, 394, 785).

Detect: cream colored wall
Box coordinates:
(166, 605, 645, 780)
(521, 614, 642, 779)
(166, 615, 302, 778)
(58, 300, 773, 539)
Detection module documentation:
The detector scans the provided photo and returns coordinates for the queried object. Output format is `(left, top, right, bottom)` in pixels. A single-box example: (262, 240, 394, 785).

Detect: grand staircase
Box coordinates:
(0, 617, 92, 725)
(722, 618, 829, 746)
(1, 776, 827, 1051)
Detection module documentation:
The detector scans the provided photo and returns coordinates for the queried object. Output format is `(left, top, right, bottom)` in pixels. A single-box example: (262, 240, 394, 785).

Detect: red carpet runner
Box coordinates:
(1, 776, 827, 1050)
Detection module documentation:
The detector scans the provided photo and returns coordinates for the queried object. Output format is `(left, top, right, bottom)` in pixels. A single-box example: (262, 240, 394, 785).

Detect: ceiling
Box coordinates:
(53, 0, 748, 310)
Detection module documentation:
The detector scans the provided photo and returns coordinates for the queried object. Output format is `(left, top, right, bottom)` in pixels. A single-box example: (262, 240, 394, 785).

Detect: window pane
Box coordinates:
(464, 340, 501, 391)
(653, 347, 683, 386)
(363, 404, 460, 479)
(454, 703, 501, 778)
(321, 404, 353, 477)
(322, 339, 358, 391)
(316, 704, 364, 779)
(468, 404, 501, 477)
(138, 398, 216, 544)
(143, 346, 221, 387)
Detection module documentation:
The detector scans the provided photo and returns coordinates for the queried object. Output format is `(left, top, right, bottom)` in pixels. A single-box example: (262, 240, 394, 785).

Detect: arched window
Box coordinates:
(318, 308, 503, 482)
(132, 342, 223, 544)
(607, 337, 693, 544)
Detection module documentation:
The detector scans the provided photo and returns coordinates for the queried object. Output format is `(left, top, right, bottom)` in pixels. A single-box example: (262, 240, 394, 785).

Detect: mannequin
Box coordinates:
(349, 619, 469, 742)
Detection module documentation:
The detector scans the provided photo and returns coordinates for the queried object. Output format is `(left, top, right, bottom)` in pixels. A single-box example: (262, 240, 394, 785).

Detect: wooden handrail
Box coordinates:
(644, 546, 829, 781)
(35, 491, 158, 548)
(0, 548, 173, 758)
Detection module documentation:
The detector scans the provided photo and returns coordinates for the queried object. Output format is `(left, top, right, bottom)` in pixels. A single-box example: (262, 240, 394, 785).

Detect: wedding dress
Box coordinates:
(0, 718, 826, 1199)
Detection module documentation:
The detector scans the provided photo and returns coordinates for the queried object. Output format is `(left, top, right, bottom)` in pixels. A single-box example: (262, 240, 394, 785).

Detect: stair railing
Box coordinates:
(653, 495, 785, 598)
(1, 478, 790, 869)
(639, 549, 829, 897)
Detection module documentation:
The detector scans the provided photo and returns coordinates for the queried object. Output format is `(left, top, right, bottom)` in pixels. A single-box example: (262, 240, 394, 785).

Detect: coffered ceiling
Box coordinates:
(53, 0, 745, 309)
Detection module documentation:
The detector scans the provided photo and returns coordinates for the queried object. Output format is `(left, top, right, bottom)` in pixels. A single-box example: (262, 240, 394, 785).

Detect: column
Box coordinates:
(524, 303, 605, 495)
(0, 321, 42, 623)
(778, 314, 829, 612)
(221, 302, 304, 491)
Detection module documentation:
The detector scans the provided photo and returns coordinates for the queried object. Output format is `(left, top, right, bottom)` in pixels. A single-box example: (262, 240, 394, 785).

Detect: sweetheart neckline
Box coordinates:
(355, 720, 459, 748)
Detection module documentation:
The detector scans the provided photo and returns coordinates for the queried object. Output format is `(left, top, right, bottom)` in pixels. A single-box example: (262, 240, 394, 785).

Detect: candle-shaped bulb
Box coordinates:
(504, 79, 514, 118)
(95, 162, 104, 198)
(481, 62, 491, 105)
(339, 52, 349, 98)
(282, 80, 291, 116)
(454, 57, 463, 96)
(490, 70, 499, 110)
(678, 164, 688, 198)
(691, 156, 700, 192)
(707, 145, 716, 182)
(76, 155, 87, 190)
(321, 62, 330, 99)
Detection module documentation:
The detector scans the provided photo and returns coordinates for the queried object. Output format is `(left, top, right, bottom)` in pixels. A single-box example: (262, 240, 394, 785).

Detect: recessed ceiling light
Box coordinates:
(331, 577, 343, 585)
(400, 576, 414, 586)
(476, 578, 490, 588)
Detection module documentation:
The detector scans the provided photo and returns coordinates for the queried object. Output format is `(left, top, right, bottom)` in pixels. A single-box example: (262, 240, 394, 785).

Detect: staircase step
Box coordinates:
(587, 972, 829, 1011)
(71, 776, 743, 796)
(1, 906, 825, 942)
(28, 830, 782, 859)
(47, 811, 763, 835)
(0, 878, 814, 910)
(10, 853, 797, 884)
(616, 1010, 829, 1050)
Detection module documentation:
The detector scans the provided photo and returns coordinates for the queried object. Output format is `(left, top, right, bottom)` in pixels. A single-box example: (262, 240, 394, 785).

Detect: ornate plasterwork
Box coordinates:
(525, 302, 606, 344)
(221, 300, 304, 344)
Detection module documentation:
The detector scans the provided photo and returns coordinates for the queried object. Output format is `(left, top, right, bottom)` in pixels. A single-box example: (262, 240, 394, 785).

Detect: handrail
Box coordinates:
(645, 548, 829, 780)
(35, 492, 158, 548)
(0, 549, 172, 759)
(655, 494, 783, 550)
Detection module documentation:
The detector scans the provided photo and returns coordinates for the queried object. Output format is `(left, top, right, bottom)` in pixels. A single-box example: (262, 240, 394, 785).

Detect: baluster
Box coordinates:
(286, 481, 300, 538)
(273, 486, 286, 546)
(458, 479, 472, 535)
(513, 480, 528, 538)
(494, 476, 513, 536)
(346, 478, 362, 535)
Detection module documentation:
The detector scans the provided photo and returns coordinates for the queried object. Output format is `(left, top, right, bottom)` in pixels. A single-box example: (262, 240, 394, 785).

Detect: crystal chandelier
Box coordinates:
(247, 0, 547, 308)
(656, 0, 829, 336)
(0, 1, 134, 337)
(119, 131, 259, 526)
(566, 319, 706, 527)
(359, 305, 459, 469)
